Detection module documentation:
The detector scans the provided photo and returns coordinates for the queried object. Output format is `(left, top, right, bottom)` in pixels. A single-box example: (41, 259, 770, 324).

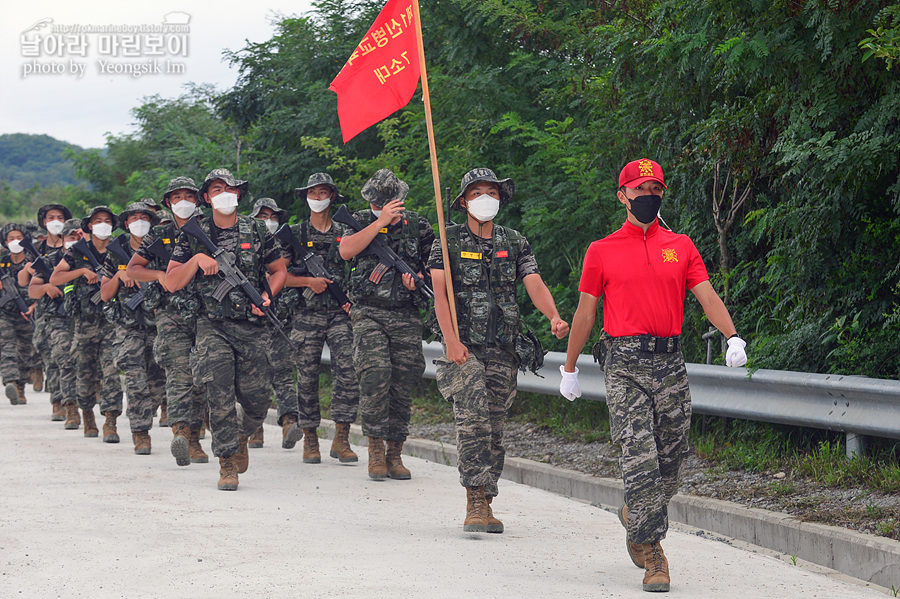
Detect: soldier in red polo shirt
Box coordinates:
(560, 158, 747, 593)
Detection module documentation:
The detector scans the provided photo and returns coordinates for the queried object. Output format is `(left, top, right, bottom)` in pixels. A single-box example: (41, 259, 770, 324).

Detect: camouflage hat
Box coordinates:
(118, 201, 161, 230)
(294, 172, 346, 203)
(198, 168, 249, 201)
(162, 176, 200, 205)
(1, 223, 26, 248)
(80, 205, 118, 234)
(249, 198, 287, 224)
(360, 169, 409, 207)
(37, 204, 73, 227)
(142, 198, 161, 210)
(23, 220, 41, 239)
(157, 209, 174, 225)
(451, 167, 515, 213)
(61, 218, 82, 237)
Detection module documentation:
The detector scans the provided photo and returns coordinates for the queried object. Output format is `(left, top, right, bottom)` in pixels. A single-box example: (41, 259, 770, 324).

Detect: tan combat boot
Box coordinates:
(302, 428, 321, 464)
(82, 408, 99, 437)
(367, 437, 387, 480)
(170, 422, 191, 466)
(5, 382, 18, 405)
(485, 495, 504, 533)
(102, 411, 120, 444)
(158, 403, 169, 427)
(330, 422, 358, 463)
(31, 367, 43, 392)
(51, 401, 65, 421)
(15, 382, 27, 404)
(248, 426, 264, 448)
(188, 427, 209, 463)
(133, 431, 152, 455)
(641, 542, 670, 592)
(281, 414, 302, 449)
(464, 486, 489, 532)
(619, 504, 645, 568)
(217, 456, 239, 491)
(64, 402, 81, 430)
(233, 434, 250, 473)
(385, 439, 411, 480)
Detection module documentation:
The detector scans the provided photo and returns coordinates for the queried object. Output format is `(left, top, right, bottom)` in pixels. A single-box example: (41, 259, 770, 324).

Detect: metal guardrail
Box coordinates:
(326, 342, 900, 457)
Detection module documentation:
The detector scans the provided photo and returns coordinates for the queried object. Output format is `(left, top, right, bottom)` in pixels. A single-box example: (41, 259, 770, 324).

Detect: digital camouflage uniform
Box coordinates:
(285, 220, 358, 429)
(347, 204, 434, 442)
(602, 335, 691, 544)
(99, 230, 166, 433)
(62, 237, 123, 415)
(0, 246, 36, 391)
(170, 213, 284, 458)
(136, 221, 207, 431)
(430, 222, 540, 497)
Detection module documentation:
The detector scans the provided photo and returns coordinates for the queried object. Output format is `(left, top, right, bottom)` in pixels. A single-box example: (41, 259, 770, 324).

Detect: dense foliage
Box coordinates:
(17, 0, 900, 377)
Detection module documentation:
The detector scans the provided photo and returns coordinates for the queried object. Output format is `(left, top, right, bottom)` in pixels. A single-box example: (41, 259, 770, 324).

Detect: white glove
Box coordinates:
(725, 336, 747, 367)
(559, 365, 581, 401)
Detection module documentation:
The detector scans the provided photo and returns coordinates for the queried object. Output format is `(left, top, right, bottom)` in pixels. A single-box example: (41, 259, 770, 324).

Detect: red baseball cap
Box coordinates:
(618, 158, 667, 189)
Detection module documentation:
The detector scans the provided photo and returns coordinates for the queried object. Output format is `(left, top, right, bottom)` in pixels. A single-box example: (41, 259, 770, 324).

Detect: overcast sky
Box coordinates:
(1, 1, 315, 149)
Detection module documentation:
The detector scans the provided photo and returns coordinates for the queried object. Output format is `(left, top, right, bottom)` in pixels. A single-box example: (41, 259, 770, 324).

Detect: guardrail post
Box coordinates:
(846, 433, 868, 459)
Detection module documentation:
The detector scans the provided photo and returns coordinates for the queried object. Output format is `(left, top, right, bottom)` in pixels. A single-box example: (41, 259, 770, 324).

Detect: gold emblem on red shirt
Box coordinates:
(662, 248, 678, 263)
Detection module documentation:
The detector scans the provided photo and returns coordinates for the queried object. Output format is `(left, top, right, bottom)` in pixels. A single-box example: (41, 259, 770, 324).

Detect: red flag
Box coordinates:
(329, 0, 421, 143)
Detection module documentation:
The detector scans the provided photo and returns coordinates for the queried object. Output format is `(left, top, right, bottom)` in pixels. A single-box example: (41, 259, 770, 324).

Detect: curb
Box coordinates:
(265, 411, 900, 590)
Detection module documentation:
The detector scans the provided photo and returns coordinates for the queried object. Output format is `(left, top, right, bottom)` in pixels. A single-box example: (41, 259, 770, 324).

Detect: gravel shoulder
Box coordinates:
(408, 420, 900, 542)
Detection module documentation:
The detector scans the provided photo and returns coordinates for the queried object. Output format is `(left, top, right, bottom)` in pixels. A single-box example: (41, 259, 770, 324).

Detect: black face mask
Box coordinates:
(627, 194, 662, 224)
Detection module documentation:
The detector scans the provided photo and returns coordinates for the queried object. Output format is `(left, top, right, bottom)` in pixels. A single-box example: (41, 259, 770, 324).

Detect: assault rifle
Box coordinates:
(179, 216, 297, 351)
(106, 237, 146, 311)
(274, 224, 351, 306)
(70, 239, 104, 305)
(145, 236, 171, 263)
(332, 204, 433, 300)
(0, 268, 31, 322)
(20, 237, 66, 316)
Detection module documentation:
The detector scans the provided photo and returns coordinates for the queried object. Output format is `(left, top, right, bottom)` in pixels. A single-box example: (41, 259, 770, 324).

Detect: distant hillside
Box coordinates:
(0, 133, 85, 189)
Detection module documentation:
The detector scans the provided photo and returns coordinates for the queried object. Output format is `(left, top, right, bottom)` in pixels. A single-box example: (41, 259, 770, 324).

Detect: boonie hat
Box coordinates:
(80, 206, 118, 235)
(249, 198, 287, 224)
(118, 201, 161, 231)
(198, 168, 249, 200)
(37, 204, 73, 227)
(451, 167, 515, 213)
(162, 176, 200, 206)
(360, 169, 409, 207)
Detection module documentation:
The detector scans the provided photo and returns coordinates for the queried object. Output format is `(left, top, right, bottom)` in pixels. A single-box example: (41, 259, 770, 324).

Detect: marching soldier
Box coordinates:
(1, 223, 37, 405)
(50, 207, 124, 438)
(99, 201, 166, 453)
(166, 168, 288, 491)
(429, 168, 568, 533)
(339, 169, 434, 480)
(127, 177, 209, 466)
(283, 174, 358, 464)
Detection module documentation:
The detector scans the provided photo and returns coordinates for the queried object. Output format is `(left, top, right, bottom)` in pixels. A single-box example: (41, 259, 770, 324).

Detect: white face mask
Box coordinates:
(371, 208, 383, 218)
(211, 191, 239, 215)
(171, 199, 196, 220)
(264, 219, 279, 234)
(307, 198, 331, 213)
(65, 240, 77, 250)
(128, 220, 151, 238)
(91, 223, 113, 240)
(7, 240, 23, 254)
(46, 220, 65, 236)
(466, 194, 500, 222)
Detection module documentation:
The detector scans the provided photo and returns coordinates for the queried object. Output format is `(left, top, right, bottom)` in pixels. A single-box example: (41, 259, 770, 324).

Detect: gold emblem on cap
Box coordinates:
(639, 159, 654, 177)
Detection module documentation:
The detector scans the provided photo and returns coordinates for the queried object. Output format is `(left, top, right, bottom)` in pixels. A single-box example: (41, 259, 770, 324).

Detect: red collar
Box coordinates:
(621, 219, 660, 238)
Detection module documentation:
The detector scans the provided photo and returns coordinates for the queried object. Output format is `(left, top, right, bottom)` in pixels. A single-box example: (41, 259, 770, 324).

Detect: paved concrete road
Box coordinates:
(0, 391, 887, 598)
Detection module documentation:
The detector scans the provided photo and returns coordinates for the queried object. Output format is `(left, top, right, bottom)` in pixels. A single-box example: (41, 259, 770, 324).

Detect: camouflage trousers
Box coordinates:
(269, 318, 297, 426)
(73, 314, 123, 413)
(32, 314, 61, 404)
(114, 324, 165, 433)
(194, 316, 271, 458)
(604, 335, 691, 545)
(0, 310, 35, 386)
(435, 344, 518, 497)
(153, 309, 206, 429)
(290, 307, 359, 428)
(47, 316, 77, 406)
(351, 304, 424, 441)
